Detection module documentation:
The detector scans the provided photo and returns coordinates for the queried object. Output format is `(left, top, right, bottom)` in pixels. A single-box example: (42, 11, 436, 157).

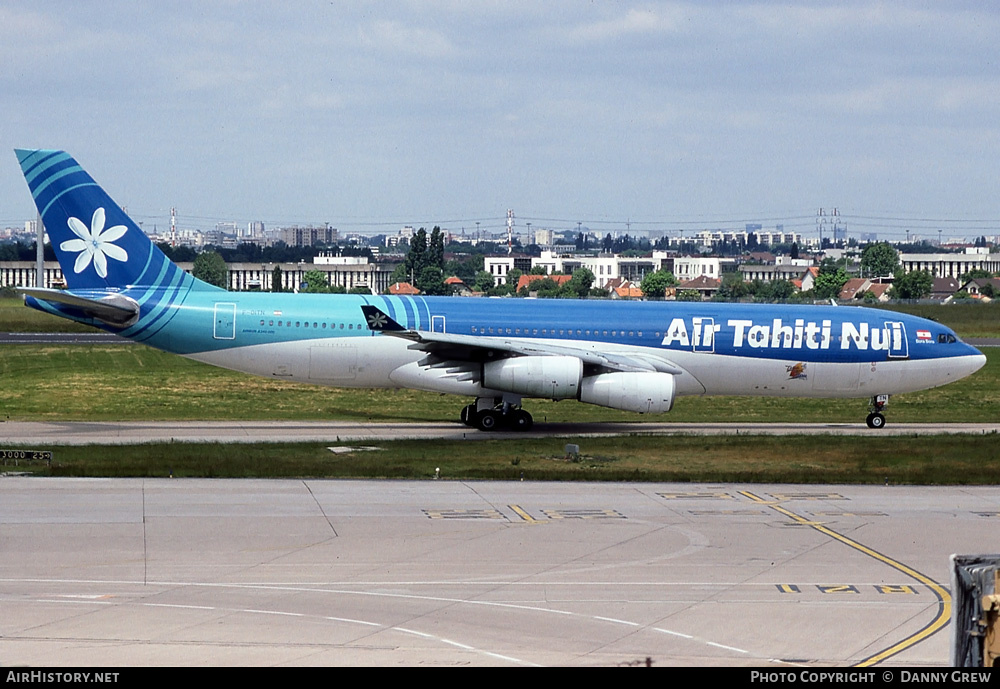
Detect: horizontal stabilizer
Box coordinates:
(19, 288, 140, 328)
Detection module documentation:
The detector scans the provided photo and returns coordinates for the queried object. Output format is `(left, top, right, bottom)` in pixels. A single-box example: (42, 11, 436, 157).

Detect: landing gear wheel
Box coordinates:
(508, 409, 533, 432)
(476, 410, 500, 431)
(866, 413, 886, 429)
(460, 404, 476, 426)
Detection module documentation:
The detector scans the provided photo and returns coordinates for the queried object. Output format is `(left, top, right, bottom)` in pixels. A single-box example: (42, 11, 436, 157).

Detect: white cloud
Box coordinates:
(358, 20, 457, 58)
(563, 5, 685, 43)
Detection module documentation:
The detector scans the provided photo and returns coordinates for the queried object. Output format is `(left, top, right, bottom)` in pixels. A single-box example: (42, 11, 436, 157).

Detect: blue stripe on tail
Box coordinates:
(14, 149, 220, 296)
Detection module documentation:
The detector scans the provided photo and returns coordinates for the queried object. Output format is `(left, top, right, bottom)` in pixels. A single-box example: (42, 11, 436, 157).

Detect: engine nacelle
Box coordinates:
(579, 371, 676, 414)
(482, 356, 582, 399)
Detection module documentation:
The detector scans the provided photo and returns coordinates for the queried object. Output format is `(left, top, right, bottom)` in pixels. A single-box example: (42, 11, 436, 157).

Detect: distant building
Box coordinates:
(388, 281, 420, 295)
(677, 275, 720, 300)
(280, 225, 338, 247)
(898, 252, 1000, 278)
(0, 261, 64, 289)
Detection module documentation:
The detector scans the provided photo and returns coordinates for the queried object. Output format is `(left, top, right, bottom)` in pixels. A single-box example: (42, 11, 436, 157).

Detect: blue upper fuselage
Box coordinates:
(29, 288, 981, 365)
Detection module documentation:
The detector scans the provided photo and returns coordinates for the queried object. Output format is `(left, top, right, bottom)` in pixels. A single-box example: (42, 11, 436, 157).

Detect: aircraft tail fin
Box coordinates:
(14, 149, 221, 293)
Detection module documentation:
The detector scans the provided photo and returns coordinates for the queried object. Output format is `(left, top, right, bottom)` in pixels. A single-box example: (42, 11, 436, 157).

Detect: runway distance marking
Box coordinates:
(508, 505, 542, 523)
(657, 492, 735, 500)
(767, 492, 847, 501)
(423, 509, 506, 520)
(540, 509, 624, 520)
(810, 511, 887, 517)
(777, 584, 918, 596)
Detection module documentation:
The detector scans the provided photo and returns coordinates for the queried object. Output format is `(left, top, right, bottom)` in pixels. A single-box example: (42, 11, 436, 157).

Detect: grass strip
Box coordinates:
(5, 434, 1000, 484)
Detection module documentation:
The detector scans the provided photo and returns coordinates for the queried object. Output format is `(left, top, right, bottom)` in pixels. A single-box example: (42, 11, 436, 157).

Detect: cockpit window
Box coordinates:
(938, 333, 957, 344)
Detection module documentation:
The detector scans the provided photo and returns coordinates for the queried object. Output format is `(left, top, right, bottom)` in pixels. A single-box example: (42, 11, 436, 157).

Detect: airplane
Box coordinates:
(13, 149, 987, 431)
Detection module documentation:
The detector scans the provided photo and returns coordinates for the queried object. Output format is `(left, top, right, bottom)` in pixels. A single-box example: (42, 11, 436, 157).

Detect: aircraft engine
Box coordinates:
(579, 371, 676, 414)
(482, 356, 582, 399)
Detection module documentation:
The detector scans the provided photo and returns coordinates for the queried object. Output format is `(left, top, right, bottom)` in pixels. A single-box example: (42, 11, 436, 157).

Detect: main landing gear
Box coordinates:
(461, 397, 534, 432)
(865, 394, 889, 429)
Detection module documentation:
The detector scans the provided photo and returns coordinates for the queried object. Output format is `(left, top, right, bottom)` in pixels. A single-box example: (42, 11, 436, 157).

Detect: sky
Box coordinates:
(2, 1, 999, 242)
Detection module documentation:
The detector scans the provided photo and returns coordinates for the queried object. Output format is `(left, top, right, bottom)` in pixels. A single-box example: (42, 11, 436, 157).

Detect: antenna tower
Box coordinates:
(507, 209, 514, 256)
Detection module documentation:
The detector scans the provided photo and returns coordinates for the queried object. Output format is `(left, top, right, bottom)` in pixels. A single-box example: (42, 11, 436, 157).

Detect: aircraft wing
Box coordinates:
(361, 304, 683, 376)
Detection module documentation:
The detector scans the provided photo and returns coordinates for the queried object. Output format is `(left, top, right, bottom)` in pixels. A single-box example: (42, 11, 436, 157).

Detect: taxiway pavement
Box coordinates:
(0, 478, 992, 667)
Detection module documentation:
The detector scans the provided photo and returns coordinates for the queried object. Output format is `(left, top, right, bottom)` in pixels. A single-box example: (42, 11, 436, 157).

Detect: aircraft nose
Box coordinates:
(955, 349, 987, 379)
(971, 351, 987, 374)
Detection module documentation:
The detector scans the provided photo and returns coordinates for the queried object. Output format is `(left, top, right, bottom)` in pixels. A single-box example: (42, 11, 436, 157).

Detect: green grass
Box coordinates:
(0, 297, 95, 332)
(1, 343, 998, 423)
(6, 434, 1000, 484)
(872, 302, 1000, 338)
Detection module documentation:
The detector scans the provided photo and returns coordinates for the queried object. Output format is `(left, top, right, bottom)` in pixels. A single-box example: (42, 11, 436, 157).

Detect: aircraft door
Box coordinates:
(887, 321, 908, 359)
(213, 303, 236, 340)
(432, 315, 446, 333)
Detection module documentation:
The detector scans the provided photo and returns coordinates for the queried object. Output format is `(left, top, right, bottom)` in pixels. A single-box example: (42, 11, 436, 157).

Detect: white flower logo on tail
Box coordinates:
(61, 208, 128, 278)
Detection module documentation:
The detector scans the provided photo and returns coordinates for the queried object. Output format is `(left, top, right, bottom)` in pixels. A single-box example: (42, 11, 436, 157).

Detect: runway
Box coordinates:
(3, 419, 1000, 445)
(0, 478, 993, 667)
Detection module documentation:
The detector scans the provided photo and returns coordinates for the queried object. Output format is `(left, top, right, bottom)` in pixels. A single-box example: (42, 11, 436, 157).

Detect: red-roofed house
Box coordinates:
(516, 274, 573, 292)
(388, 281, 420, 295)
